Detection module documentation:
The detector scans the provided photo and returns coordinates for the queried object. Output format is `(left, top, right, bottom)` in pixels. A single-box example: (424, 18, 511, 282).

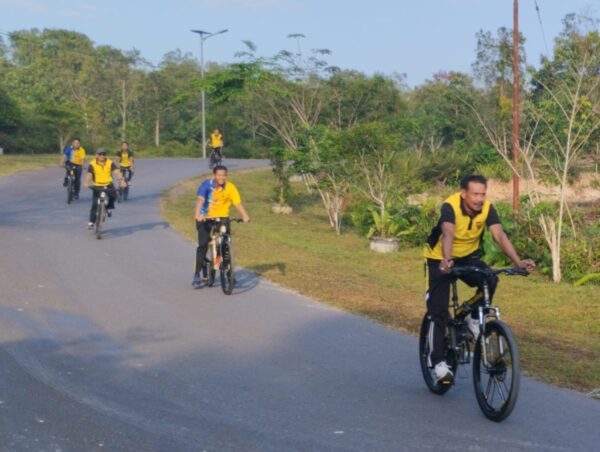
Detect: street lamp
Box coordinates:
(191, 29, 228, 159)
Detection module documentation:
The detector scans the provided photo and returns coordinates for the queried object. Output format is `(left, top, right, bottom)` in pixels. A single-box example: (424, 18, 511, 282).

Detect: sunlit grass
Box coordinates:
(0, 154, 60, 176)
(162, 168, 600, 392)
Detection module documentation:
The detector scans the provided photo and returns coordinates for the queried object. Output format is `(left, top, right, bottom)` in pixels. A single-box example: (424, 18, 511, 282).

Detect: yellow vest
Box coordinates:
(119, 151, 132, 168)
(210, 133, 223, 148)
(90, 159, 114, 187)
(423, 192, 491, 260)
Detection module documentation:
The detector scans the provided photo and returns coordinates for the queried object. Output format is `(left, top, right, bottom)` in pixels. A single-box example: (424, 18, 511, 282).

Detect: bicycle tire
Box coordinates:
(472, 320, 520, 422)
(67, 177, 74, 204)
(419, 314, 457, 395)
(220, 239, 234, 295)
(124, 186, 129, 201)
(95, 200, 104, 240)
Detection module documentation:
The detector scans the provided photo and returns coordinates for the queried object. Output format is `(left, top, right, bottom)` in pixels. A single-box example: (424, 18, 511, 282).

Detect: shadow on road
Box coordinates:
(245, 262, 287, 276)
(102, 221, 169, 238)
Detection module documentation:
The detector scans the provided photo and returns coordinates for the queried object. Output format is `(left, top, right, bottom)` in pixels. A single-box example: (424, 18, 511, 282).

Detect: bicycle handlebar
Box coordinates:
(450, 266, 529, 278)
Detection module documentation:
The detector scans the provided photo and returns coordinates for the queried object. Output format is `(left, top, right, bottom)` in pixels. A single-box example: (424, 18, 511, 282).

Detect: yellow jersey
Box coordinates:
(118, 150, 134, 168)
(210, 133, 223, 148)
(424, 192, 494, 260)
(197, 179, 241, 218)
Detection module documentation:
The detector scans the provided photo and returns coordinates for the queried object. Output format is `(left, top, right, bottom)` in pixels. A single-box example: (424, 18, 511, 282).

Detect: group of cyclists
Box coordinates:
(60, 130, 536, 412)
(61, 138, 134, 229)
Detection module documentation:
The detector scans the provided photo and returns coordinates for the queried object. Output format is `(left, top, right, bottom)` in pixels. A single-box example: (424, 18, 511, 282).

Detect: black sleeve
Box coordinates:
(486, 204, 501, 226)
(111, 163, 118, 172)
(440, 203, 455, 224)
(87, 165, 93, 174)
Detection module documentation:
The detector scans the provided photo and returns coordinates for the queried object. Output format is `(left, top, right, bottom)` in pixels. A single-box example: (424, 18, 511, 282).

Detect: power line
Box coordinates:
(534, 0, 550, 56)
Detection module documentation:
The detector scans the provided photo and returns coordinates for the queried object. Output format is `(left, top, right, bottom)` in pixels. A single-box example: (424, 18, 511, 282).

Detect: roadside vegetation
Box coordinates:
(0, 154, 59, 177)
(162, 168, 600, 393)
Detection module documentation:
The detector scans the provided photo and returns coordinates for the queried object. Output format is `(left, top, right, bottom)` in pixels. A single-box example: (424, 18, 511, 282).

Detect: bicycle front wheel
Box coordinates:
(67, 178, 74, 204)
(220, 239, 235, 295)
(419, 314, 456, 395)
(472, 320, 520, 422)
(95, 201, 104, 240)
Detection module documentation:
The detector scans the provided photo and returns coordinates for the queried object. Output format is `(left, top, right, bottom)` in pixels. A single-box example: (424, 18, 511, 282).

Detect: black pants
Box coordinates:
(195, 220, 230, 274)
(66, 163, 82, 195)
(89, 185, 116, 223)
(121, 167, 133, 182)
(426, 255, 498, 366)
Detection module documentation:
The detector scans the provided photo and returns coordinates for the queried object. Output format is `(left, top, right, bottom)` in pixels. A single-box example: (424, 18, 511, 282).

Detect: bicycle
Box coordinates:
(419, 266, 529, 422)
(202, 217, 242, 295)
(208, 146, 223, 170)
(91, 187, 109, 240)
(117, 168, 133, 202)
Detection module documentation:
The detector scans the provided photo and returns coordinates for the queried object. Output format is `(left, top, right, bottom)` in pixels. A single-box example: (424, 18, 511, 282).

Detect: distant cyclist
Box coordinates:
(423, 175, 535, 385)
(192, 165, 250, 287)
(83, 148, 127, 229)
(208, 128, 224, 160)
(116, 141, 135, 185)
(60, 137, 86, 200)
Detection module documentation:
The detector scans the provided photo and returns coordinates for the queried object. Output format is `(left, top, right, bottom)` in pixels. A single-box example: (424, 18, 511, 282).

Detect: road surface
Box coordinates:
(0, 159, 598, 451)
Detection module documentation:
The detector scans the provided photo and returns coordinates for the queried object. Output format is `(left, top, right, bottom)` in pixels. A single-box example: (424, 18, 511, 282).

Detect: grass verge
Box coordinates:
(162, 168, 600, 393)
(0, 154, 61, 177)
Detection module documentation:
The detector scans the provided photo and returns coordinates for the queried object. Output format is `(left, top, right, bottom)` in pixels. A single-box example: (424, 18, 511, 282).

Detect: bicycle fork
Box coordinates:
(477, 282, 503, 368)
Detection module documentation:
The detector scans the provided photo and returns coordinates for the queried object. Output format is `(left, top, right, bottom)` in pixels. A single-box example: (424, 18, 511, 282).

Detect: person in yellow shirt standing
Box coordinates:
(84, 148, 127, 229)
(60, 137, 86, 200)
(192, 165, 249, 287)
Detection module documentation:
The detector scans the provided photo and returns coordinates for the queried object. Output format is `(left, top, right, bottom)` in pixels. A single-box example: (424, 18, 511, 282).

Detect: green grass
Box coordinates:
(162, 168, 600, 393)
(0, 154, 61, 177)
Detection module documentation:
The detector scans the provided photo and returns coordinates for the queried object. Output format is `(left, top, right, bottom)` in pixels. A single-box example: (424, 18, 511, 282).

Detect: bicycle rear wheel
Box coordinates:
(220, 239, 234, 295)
(472, 320, 520, 422)
(95, 201, 104, 240)
(419, 314, 457, 395)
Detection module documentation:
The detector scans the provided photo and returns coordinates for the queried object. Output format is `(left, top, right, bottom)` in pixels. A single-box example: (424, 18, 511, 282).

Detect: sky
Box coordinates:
(1, 0, 598, 86)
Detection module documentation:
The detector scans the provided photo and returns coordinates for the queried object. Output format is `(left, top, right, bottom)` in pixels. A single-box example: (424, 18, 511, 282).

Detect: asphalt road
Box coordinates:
(0, 158, 598, 452)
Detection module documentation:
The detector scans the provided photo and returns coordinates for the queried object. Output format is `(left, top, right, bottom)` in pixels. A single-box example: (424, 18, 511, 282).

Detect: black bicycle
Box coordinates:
(208, 146, 222, 170)
(419, 266, 529, 422)
(92, 187, 109, 240)
(117, 168, 133, 202)
(202, 217, 242, 295)
(65, 163, 76, 204)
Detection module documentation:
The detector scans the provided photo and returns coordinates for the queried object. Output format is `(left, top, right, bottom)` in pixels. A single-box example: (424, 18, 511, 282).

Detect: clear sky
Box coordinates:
(1, 0, 598, 86)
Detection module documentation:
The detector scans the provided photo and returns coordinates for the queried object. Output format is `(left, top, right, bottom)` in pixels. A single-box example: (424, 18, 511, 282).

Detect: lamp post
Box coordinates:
(191, 29, 228, 159)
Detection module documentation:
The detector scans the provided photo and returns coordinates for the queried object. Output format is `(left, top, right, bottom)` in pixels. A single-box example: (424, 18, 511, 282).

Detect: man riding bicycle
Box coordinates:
(192, 165, 250, 288)
(84, 148, 127, 229)
(208, 128, 224, 160)
(60, 137, 86, 200)
(116, 141, 135, 184)
(423, 175, 535, 385)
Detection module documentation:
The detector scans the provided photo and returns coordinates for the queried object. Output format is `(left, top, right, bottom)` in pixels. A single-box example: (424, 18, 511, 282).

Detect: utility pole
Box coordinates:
(512, 0, 520, 213)
(191, 29, 228, 159)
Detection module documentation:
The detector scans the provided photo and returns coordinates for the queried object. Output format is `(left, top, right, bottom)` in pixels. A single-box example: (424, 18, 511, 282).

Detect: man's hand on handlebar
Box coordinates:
(439, 258, 454, 274)
(516, 259, 536, 272)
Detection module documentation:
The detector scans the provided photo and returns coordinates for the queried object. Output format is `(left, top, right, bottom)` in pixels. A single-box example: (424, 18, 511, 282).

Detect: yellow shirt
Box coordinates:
(424, 192, 491, 260)
(198, 179, 241, 218)
(210, 133, 223, 148)
(118, 150, 133, 168)
(89, 159, 116, 187)
(70, 147, 86, 165)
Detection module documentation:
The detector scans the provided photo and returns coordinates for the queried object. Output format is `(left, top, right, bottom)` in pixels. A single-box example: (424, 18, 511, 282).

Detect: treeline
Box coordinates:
(1, 14, 599, 283)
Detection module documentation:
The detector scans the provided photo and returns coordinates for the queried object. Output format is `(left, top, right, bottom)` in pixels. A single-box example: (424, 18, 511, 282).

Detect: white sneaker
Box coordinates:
(87, 222, 94, 230)
(466, 317, 480, 341)
(434, 361, 454, 384)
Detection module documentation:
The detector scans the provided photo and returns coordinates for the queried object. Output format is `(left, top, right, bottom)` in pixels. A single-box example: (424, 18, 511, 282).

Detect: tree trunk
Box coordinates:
(121, 79, 127, 139)
(155, 114, 160, 146)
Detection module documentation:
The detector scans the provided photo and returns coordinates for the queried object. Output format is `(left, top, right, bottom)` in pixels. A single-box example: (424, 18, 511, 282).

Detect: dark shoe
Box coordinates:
(63, 178, 68, 187)
(192, 273, 202, 288)
(107, 210, 112, 218)
(74, 194, 79, 200)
